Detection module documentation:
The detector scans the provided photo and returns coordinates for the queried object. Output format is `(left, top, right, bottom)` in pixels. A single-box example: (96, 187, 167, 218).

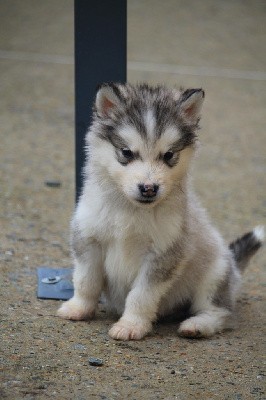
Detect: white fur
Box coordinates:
(117, 124, 144, 152)
(253, 225, 265, 242)
(144, 109, 156, 139)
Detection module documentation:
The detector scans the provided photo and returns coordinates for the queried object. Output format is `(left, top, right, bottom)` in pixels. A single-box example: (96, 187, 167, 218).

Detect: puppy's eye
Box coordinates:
(163, 151, 174, 162)
(121, 148, 134, 160)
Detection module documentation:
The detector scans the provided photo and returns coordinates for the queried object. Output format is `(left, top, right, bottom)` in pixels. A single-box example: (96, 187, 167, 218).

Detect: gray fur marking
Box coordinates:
(213, 258, 237, 311)
(148, 224, 187, 284)
(230, 230, 263, 271)
(94, 83, 200, 147)
(71, 222, 96, 262)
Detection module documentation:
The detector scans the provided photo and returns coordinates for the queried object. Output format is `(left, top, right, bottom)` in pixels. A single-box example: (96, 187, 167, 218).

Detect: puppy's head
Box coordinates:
(89, 83, 204, 207)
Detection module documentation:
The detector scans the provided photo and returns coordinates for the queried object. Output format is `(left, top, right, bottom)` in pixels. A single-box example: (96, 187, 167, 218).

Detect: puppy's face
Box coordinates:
(90, 84, 204, 207)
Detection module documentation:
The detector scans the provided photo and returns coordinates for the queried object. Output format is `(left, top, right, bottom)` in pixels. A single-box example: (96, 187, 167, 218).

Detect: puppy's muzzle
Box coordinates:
(137, 183, 159, 203)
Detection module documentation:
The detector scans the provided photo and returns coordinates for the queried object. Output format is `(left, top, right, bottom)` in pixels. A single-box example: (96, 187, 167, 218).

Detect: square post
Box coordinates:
(75, 0, 127, 201)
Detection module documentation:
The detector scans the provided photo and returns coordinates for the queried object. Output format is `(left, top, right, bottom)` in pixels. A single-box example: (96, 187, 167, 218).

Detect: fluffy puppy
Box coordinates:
(58, 83, 263, 340)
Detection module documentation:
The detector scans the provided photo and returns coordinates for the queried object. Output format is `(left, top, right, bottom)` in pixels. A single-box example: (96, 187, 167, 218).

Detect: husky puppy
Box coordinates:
(58, 83, 263, 340)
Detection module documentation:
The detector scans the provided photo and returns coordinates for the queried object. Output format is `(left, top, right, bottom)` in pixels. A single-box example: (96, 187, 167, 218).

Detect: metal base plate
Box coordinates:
(37, 267, 74, 300)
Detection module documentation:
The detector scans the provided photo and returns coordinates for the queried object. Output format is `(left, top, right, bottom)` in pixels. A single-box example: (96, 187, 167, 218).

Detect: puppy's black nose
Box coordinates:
(138, 183, 159, 198)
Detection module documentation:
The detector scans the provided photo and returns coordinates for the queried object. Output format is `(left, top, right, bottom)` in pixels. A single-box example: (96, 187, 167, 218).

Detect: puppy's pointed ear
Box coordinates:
(95, 84, 121, 117)
(179, 89, 205, 124)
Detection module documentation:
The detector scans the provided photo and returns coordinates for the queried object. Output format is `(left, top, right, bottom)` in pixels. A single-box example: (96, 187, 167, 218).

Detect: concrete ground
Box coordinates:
(0, 1, 265, 399)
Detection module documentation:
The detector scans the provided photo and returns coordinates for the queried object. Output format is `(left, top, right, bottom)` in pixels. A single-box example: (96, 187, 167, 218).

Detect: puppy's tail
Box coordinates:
(229, 226, 264, 272)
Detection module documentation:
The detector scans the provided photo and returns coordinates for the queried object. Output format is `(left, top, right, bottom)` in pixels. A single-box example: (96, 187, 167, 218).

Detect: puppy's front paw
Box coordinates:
(57, 297, 95, 321)
(108, 319, 151, 341)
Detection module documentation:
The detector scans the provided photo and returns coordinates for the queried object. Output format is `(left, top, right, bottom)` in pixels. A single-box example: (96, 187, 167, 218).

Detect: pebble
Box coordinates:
(73, 344, 86, 351)
(44, 180, 62, 188)
(122, 375, 133, 381)
(88, 357, 104, 367)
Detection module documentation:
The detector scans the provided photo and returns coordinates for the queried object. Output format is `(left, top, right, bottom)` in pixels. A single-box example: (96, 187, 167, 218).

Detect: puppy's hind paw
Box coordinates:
(178, 308, 230, 338)
(109, 319, 151, 341)
(178, 316, 215, 338)
(178, 326, 202, 338)
(57, 297, 95, 321)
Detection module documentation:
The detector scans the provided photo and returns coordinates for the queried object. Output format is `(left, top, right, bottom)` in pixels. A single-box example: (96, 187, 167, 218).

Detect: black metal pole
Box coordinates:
(74, 0, 127, 202)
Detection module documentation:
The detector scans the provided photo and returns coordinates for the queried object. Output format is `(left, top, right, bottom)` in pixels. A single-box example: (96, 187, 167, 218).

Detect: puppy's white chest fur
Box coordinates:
(103, 235, 148, 312)
(102, 212, 181, 313)
(78, 184, 183, 252)
(77, 189, 183, 312)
